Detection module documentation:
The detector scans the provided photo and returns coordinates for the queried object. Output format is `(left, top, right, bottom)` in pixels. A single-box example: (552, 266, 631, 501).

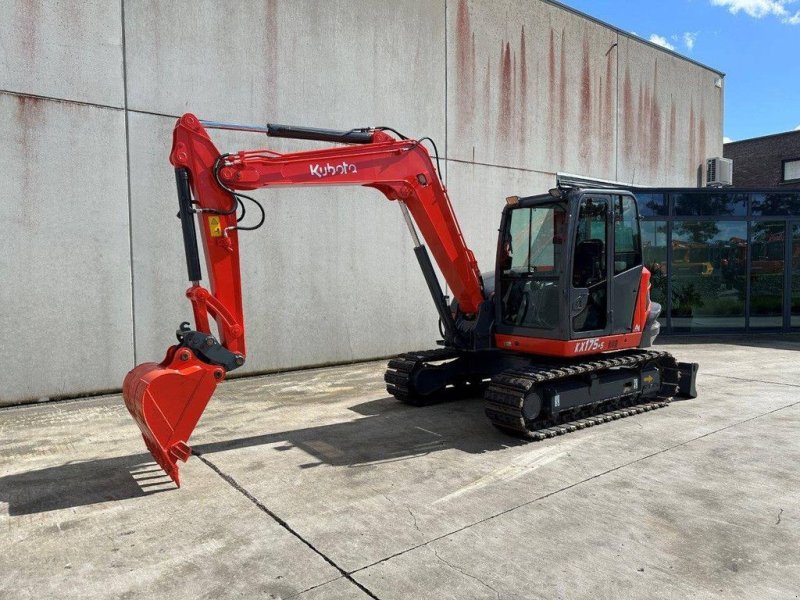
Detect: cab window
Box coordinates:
(614, 195, 642, 274)
(499, 203, 566, 331)
(502, 204, 566, 274)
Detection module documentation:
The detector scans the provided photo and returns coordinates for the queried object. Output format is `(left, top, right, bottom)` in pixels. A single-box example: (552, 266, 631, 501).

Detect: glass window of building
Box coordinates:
(752, 192, 800, 216)
(750, 222, 785, 328)
(793, 225, 800, 327)
(589, 185, 800, 333)
(783, 159, 800, 183)
(636, 193, 668, 217)
(641, 221, 667, 322)
(673, 192, 747, 217)
(671, 221, 747, 332)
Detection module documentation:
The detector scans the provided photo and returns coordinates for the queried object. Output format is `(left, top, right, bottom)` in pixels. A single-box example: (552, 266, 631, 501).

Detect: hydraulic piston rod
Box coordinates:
(200, 119, 374, 144)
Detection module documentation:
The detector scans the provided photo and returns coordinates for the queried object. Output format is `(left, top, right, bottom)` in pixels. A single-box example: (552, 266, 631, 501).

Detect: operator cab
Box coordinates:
(494, 188, 645, 345)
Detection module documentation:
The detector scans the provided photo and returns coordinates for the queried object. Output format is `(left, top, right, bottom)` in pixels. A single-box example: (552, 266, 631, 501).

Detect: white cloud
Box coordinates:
(683, 31, 699, 50)
(723, 136, 734, 143)
(795, 125, 800, 130)
(649, 33, 676, 50)
(709, 0, 800, 24)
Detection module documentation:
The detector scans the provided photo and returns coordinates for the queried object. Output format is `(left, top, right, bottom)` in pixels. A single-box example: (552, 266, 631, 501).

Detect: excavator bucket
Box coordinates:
(122, 346, 223, 486)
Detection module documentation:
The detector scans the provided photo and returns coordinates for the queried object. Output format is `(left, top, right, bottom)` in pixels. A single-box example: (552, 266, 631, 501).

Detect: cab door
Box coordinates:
(610, 193, 644, 334)
(570, 194, 612, 338)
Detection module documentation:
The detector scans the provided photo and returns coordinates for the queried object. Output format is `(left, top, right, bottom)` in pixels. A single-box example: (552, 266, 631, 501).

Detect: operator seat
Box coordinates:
(573, 239, 605, 288)
(572, 239, 607, 331)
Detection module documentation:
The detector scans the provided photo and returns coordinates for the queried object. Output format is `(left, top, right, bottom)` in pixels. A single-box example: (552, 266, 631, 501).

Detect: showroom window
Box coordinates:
(670, 221, 747, 332)
(673, 192, 748, 217)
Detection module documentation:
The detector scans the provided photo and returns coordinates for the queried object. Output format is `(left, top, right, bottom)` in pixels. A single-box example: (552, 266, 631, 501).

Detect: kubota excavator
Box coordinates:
(123, 113, 699, 485)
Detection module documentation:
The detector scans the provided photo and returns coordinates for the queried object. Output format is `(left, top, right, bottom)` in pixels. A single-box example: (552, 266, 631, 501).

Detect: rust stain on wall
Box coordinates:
(688, 101, 697, 179)
(597, 74, 603, 139)
(636, 81, 650, 167)
(559, 29, 568, 165)
(15, 95, 44, 155)
(668, 99, 677, 172)
(483, 55, 492, 141)
(497, 41, 513, 143)
(548, 28, 557, 161)
(602, 50, 614, 168)
(633, 81, 647, 173)
(622, 66, 634, 166)
(511, 47, 517, 107)
(699, 109, 707, 179)
(518, 26, 528, 152)
(471, 33, 476, 106)
(649, 61, 661, 173)
(455, 0, 475, 128)
(579, 36, 592, 163)
(15, 96, 45, 228)
(16, 2, 40, 64)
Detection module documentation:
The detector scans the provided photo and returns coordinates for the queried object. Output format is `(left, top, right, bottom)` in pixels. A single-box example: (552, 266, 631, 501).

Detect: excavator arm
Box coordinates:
(123, 113, 486, 485)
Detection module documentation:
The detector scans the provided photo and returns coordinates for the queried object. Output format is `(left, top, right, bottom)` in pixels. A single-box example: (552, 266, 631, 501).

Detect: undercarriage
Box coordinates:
(384, 348, 698, 439)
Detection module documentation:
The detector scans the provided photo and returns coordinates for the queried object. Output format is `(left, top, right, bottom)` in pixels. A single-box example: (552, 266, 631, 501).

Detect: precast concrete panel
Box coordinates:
(445, 161, 554, 273)
(123, 0, 446, 145)
(1, 0, 725, 403)
(0, 95, 132, 405)
(0, 1, 124, 107)
(447, 0, 618, 180)
(128, 112, 438, 377)
(616, 35, 723, 187)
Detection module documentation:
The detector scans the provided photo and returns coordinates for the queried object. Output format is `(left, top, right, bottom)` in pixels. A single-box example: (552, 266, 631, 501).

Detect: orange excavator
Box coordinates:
(123, 114, 698, 485)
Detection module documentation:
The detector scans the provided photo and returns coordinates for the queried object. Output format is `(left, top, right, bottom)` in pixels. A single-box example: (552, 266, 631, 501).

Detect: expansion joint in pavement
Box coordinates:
(193, 451, 381, 600)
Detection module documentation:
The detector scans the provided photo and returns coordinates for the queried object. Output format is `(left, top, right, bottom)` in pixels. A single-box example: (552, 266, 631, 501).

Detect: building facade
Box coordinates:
(724, 130, 800, 189)
(1, 0, 724, 404)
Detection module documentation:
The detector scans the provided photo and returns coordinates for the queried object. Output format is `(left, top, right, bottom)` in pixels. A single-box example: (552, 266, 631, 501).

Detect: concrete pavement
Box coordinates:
(1, 337, 799, 599)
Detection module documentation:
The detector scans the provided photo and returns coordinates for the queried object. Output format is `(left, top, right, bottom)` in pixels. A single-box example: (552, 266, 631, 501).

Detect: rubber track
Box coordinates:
(484, 349, 680, 439)
(384, 347, 461, 405)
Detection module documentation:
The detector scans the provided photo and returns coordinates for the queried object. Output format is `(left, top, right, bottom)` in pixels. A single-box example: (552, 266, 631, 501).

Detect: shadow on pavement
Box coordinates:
(192, 395, 524, 468)
(0, 453, 174, 516)
(1, 395, 522, 516)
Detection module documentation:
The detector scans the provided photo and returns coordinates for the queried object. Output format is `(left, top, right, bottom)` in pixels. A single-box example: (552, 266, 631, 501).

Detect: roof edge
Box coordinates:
(543, 0, 726, 77)
(724, 129, 800, 145)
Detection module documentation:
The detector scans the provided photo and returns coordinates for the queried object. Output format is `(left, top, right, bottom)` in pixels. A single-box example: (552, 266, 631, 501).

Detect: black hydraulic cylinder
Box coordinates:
(267, 123, 373, 144)
(175, 168, 202, 282)
(413, 245, 458, 344)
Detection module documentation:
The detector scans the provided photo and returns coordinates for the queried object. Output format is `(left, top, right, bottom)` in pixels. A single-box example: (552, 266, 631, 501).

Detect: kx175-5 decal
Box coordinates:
(574, 338, 605, 353)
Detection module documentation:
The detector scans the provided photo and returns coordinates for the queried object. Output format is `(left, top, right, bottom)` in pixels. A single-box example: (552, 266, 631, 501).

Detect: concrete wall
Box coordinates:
(0, 0, 723, 405)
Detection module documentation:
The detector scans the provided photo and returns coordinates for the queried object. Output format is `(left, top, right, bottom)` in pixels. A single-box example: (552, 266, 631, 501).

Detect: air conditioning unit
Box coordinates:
(706, 157, 733, 187)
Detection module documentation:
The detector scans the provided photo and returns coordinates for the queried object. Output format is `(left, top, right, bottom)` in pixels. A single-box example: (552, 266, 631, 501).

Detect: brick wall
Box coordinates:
(724, 131, 800, 189)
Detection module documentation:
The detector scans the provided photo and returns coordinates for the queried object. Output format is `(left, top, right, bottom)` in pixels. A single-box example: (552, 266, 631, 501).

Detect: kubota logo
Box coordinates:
(310, 161, 357, 178)
(574, 338, 605, 353)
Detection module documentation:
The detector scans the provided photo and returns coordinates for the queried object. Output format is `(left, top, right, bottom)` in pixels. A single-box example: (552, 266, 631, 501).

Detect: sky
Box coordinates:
(560, 0, 800, 142)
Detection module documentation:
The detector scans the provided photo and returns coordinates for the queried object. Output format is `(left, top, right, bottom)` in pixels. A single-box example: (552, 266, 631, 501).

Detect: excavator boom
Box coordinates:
(124, 113, 485, 484)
